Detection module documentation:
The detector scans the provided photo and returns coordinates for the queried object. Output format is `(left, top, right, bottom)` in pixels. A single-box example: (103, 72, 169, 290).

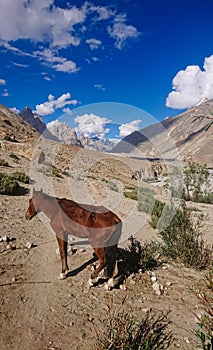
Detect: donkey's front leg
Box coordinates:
(56, 233, 69, 280)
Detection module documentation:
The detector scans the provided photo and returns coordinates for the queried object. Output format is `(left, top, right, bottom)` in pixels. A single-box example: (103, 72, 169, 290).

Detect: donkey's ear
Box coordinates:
(33, 188, 36, 195)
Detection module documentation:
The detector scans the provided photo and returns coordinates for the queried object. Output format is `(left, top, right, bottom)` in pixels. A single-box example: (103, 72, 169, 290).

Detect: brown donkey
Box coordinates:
(26, 189, 122, 287)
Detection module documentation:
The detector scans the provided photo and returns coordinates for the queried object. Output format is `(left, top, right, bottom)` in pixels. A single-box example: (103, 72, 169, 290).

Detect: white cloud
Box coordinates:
(107, 14, 140, 49)
(34, 93, 78, 116)
(10, 107, 20, 114)
(1, 89, 10, 97)
(119, 119, 142, 137)
(0, 78, 6, 85)
(0, 0, 86, 48)
(0, 2, 140, 74)
(94, 84, 105, 91)
(46, 119, 60, 128)
(63, 107, 73, 115)
(13, 62, 28, 68)
(33, 48, 79, 73)
(166, 54, 213, 109)
(74, 113, 111, 139)
(86, 38, 102, 50)
(44, 76, 51, 81)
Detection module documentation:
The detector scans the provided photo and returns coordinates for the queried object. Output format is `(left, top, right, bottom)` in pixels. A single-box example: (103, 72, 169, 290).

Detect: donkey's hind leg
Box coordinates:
(91, 247, 106, 279)
(56, 233, 69, 279)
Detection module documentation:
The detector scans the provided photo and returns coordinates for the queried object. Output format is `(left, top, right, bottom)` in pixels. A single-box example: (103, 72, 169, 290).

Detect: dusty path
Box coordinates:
(0, 187, 212, 350)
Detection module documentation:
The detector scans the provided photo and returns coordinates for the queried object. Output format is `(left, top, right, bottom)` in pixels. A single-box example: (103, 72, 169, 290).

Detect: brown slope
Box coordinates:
(112, 99, 213, 166)
(0, 103, 39, 143)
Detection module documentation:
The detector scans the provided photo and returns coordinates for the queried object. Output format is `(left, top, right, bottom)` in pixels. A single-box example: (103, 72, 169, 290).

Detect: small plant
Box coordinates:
(3, 135, 18, 142)
(0, 173, 20, 195)
(182, 162, 211, 203)
(10, 172, 30, 184)
(149, 199, 165, 228)
(123, 186, 138, 200)
(158, 203, 212, 269)
(0, 158, 9, 167)
(126, 236, 159, 273)
(191, 263, 213, 350)
(123, 186, 155, 213)
(94, 308, 173, 350)
(38, 162, 63, 178)
(107, 180, 119, 192)
(9, 153, 20, 161)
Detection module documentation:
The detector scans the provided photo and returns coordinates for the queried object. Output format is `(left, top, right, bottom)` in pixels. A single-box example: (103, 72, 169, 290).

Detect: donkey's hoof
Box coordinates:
(87, 278, 94, 288)
(104, 277, 114, 291)
(58, 270, 68, 280)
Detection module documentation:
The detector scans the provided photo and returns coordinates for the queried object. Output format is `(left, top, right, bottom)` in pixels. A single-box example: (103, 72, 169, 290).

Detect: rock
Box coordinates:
(25, 242, 34, 249)
(119, 284, 127, 291)
(141, 307, 150, 313)
(79, 248, 86, 253)
(152, 282, 162, 295)
(2, 235, 16, 243)
(6, 243, 16, 250)
(151, 276, 157, 283)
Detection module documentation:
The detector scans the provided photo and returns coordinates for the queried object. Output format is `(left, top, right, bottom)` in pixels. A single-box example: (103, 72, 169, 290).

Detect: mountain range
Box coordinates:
(112, 99, 213, 166)
(0, 100, 212, 166)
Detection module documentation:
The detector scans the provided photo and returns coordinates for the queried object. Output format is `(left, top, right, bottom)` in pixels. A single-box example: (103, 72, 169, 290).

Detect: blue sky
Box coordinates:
(0, 0, 213, 139)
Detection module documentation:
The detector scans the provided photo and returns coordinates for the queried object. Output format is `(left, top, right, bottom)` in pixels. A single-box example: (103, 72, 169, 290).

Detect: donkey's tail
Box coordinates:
(105, 221, 122, 278)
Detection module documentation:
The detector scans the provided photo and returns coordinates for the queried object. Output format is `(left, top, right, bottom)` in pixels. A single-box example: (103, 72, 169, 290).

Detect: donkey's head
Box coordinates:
(25, 188, 42, 220)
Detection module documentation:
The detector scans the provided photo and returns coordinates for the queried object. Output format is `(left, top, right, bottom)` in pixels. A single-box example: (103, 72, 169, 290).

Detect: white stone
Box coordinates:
(152, 282, 161, 295)
(26, 242, 33, 249)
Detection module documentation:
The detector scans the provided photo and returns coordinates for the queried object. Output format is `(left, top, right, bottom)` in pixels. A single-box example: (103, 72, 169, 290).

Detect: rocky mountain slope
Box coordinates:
(112, 99, 213, 166)
(20, 107, 58, 141)
(46, 120, 83, 147)
(0, 104, 39, 143)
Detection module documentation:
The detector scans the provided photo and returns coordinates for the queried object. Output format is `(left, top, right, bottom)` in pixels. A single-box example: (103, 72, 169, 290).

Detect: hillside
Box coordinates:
(112, 99, 213, 166)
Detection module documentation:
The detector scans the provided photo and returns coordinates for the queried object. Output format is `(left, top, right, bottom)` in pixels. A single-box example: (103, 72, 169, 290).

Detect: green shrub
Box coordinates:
(126, 236, 159, 273)
(0, 158, 9, 167)
(149, 199, 165, 228)
(9, 153, 20, 161)
(182, 162, 211, 203)
(123, 187, 138, 200)
(123, 186, 155, 213)
(38, 163, 63, 178)
(10, 172, 30, 184)
(191, 263, 213, 350)
(93, 309, 173, 350)
(107, 180, 119, 192)
(158, 203, 212, 269)
(0, 173, 20, 195)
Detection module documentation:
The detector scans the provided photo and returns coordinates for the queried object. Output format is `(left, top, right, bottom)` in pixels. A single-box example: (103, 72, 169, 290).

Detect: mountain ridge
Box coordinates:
(112, 99, 213, 166)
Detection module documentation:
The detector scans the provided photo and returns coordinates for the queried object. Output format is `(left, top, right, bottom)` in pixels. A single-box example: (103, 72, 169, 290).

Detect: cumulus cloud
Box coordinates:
(34, 93, 78, 116)
(119, 119, 142, 137)
(0, 78, 6, 85)
(0, 2, 140, 73)
(86, 38, 102, 50)
(107, 14, 140, 49)
(0, 0, 85, 47)
(74, 113, 111, 139)
(166, 55, 213, 109)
